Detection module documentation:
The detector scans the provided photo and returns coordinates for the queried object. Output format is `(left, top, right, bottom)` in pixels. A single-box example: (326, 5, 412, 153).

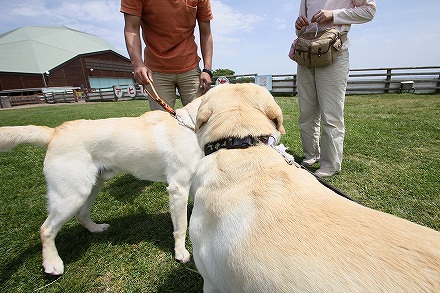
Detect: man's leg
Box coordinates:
(148, 72, 178, 111)
(176, 67, 203, 106)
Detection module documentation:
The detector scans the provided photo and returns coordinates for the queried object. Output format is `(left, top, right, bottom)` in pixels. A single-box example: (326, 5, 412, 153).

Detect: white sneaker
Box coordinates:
(314, 168, 338, 178)
(301, 157, 319, 167)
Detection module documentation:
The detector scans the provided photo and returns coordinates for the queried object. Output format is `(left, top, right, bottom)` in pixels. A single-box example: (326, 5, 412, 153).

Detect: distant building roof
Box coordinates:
(0, 26, 124, 74)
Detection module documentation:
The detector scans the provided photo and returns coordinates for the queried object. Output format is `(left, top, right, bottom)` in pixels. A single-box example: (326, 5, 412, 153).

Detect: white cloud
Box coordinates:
(9, 0, 51, 17)
(53, 0, 121, 23)
(208, 1, 267, 70)
(211, 0, 264, 38)
(274, 18, 288, 30)
(53, 1, 126, 54)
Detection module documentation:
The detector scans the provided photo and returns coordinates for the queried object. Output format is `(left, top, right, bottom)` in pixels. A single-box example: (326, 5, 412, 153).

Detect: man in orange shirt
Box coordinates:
(121, 0, 214, 110)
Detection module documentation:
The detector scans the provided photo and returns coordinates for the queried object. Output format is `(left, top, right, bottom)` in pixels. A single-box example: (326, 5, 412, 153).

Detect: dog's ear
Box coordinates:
(265, 101, 286, 134)
(195, 103, 212, 132)
(272, 118, 286, 134)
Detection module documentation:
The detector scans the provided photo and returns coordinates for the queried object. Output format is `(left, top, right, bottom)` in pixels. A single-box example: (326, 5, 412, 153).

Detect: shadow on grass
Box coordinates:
(60, 211, 175, 260)
(157, 263, 204, 293)
(0, 243, 42, 286)
(0, 211, 175, 287)
(101, 173, 153, 203)
(0, 174, 196, 289)
(56, 174, 176, 266)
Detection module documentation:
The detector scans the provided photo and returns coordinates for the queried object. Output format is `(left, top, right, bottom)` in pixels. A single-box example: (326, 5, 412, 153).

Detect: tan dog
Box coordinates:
(0, 98, 203, 275)
(189, 83, 440, 292)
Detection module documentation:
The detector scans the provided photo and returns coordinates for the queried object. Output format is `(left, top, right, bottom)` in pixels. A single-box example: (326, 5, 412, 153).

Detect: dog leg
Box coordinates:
(41, 191, 97, 275)
(41, 162, 99, 275)
(41, 190, 92, 275)
(40, 197, 86, 276)
(76, 177, 110, 232)
(40, 218, 65, 275)
(166, 183, 190, 263)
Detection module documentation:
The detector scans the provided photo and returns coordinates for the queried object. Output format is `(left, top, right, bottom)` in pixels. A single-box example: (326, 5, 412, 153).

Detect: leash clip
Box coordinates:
(174, 113, 185, 126)
(267, 136, 301, 168)
(174, 113, 194, 131)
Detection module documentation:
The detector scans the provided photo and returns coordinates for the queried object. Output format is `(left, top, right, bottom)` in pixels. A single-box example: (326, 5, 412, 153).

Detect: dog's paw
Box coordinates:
(92, 223, 110, 233)
(42, 257, 64, 276)
(175, 248, 191, 263)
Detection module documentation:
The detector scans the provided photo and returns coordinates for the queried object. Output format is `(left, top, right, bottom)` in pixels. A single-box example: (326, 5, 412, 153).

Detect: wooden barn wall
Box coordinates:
(0, 52, 133, 90)
(49, 58, 84, 88)
(0, 73, 45, 90)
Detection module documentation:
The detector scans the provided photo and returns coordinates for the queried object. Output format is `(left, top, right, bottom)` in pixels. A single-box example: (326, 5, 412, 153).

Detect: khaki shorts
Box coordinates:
(147, 67, 203, 111)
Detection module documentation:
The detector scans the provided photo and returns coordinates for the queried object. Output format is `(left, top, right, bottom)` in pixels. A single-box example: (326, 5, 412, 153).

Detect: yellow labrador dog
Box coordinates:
(190, 83, 440, 292)
(0, 98, 202, 275)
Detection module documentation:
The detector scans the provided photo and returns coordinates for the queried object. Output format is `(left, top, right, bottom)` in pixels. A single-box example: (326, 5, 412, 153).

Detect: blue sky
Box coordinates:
(1, 0, 439, 75)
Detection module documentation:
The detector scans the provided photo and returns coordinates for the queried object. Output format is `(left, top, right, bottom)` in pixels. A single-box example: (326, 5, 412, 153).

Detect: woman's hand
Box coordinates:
(311, 10, 333, 23)
(295, 15, 309, 30)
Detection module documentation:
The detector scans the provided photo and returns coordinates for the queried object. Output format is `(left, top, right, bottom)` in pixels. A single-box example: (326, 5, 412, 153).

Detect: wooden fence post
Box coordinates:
(437, 72, 440, 94)
(384, 68, 392, 93)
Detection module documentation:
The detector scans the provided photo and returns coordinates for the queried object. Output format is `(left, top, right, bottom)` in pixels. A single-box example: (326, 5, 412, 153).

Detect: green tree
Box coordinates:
(235, 77, 255, 84)
(213, 68, 235, 77)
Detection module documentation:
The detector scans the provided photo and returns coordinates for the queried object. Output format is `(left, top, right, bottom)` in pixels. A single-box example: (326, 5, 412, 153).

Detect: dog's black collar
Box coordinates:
(204, 135, 271, 156)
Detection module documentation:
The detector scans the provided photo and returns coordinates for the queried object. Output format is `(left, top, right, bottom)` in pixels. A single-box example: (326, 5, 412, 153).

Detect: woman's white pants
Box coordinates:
(297, 49, 350, 172)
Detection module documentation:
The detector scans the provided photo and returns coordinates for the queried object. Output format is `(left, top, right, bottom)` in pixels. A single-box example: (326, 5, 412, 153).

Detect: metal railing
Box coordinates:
(214, 66, 440, 96)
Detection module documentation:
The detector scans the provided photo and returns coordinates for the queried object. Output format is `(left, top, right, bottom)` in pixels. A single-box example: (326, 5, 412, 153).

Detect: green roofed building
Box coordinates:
(0, 26, 134, 92)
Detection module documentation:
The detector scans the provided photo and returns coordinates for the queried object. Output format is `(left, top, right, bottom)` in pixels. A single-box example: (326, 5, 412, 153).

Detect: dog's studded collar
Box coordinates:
(204, 135, 271, 156)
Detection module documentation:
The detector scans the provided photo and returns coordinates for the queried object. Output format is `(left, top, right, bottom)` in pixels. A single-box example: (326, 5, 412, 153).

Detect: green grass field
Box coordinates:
(0, 93, 439, 292)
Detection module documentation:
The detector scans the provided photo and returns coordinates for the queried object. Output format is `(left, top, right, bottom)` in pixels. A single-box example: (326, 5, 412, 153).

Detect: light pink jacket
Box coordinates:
(296, 0, 376, 49)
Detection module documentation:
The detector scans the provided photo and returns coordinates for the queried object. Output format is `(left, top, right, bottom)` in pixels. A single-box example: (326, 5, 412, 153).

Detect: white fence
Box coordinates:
(218, 66, 440, 96)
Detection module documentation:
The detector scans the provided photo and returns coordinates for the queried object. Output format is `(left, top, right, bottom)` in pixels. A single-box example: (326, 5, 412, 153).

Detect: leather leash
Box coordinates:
(142, 81, 194, 131)
(267, 137, 359, 204)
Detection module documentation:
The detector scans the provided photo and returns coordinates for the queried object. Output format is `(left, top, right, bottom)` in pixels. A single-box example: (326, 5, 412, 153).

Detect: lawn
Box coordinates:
(0, 93, 439, 292)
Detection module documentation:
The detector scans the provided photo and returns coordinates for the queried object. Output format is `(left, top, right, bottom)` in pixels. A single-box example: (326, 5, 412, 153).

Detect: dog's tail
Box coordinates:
(0, 125, 55, 151)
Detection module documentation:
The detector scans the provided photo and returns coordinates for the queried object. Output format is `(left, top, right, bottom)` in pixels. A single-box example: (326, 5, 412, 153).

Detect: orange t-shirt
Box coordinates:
(121, 0, 213, 73)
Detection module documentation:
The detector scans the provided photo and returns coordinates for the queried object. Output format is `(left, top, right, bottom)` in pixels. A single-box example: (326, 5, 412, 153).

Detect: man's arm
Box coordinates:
(198, 20, 213, 93)
(123, 13, 152, 84)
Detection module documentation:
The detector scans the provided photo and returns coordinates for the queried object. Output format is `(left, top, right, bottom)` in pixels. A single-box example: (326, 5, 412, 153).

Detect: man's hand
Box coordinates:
(134, 65, 153, 85)
(200, 72, 212, 94)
